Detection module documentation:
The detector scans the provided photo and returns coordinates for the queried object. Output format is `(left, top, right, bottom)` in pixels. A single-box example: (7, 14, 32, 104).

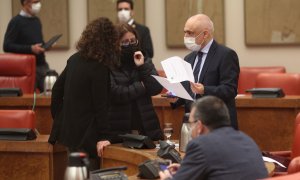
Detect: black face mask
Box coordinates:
(121, 44, 140, 67)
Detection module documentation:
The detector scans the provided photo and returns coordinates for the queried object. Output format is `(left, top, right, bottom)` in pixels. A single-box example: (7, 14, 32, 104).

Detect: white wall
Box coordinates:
(1, 0, 300, 73)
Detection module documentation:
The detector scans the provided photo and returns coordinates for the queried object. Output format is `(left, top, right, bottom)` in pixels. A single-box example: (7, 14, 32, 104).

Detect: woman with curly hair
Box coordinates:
(48, 17, 119, 170)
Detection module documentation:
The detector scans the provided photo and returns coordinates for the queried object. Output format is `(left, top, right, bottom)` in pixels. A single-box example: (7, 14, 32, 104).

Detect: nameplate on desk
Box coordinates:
(0, 88, 23, 97)
(246, 88, 285, 98)
(119, 134, 156, 149)
(0, 128, 36, 141)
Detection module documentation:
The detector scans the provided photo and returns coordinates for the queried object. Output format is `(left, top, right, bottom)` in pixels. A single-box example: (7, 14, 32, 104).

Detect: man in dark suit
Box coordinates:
(116, 0, 154, 58)
(160, 96, 268, 180)
(171, 14, 240, 129)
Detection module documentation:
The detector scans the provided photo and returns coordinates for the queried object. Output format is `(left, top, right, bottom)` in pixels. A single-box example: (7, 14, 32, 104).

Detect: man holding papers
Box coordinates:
(171, 14, 240, 129)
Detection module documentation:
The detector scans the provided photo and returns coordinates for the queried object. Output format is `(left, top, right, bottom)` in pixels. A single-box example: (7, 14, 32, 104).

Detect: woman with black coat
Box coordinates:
(108, 23, 163, 140)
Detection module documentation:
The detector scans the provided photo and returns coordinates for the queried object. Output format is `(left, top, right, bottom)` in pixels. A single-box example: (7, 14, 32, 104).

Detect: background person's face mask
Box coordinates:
(118, 10, 131, 23)
(31, 2, 41, 15)
(184, 32, 204, 52)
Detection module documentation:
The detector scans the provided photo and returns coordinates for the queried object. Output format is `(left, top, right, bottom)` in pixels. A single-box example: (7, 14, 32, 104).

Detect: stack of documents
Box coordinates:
(152, 56, 195, 101)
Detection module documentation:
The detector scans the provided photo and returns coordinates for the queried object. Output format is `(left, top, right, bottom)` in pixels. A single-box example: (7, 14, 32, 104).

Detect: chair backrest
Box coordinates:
(0, 53, 36, 94)
(288, 156, 300, 174)
(238, 66, 286, 94)
(0, 110, 35, 129)
(255, 73, 300, 95)
(291, 113, 300, 158)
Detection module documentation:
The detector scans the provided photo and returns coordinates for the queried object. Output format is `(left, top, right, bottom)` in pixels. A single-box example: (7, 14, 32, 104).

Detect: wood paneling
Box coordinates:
(87, 0, 145, 24)
(1, 95, 300, 151)
(165, 0, 225, 47)
(12, 0, 69, 49)
(0, 135, 67, 180)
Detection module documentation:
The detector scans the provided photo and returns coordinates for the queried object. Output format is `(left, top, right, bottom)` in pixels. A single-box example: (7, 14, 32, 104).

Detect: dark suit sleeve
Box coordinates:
(141, 26, 154, 58)
(3, 19, 32, 53)
(137, 58, 162, 96)
(202, 50, 239, 102)
(49, 64, 66, 144)
(172, 140, 207, 180)
(51, 66, 66, 118)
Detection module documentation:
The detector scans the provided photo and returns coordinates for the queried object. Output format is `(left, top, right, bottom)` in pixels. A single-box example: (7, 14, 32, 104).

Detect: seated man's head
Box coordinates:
(189, 96, 231, 138)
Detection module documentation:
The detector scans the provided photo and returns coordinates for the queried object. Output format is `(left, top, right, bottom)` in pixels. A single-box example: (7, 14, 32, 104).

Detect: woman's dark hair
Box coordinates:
(76, 17, 120, 69)
(116, 23, 139, 42)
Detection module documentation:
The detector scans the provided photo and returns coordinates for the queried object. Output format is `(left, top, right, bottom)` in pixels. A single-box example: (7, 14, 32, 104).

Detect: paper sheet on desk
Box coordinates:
(263, 156, 286, 168)
(152, 75, 193, 101)
(161, 56, 195, 83)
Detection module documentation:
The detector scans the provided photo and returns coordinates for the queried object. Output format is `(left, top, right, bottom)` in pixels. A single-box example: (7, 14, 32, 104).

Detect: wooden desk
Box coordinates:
(235, 95, 300, 151)
(1, 94, 300, 151)
(102, 145, 158, 176)
(152, 95, 300, 151)
(102, 144, 275, 179)
(0, 94, 52, 134)
(0, 135, 67, 180)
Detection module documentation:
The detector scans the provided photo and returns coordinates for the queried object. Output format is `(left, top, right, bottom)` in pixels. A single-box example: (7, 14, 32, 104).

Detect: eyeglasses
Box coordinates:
(120, 39, 138, 47)
(188, 120, 199, 127)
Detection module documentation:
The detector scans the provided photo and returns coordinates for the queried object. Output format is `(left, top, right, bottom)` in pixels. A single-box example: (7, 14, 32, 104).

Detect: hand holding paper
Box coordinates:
(152, 56, 195, 101)
(152, 75, 193, 101)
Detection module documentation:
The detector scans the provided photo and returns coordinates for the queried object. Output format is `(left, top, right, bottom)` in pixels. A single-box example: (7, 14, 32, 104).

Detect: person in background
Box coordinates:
(48, 17, 119, 170)
(3, 0, 50, 92)
(171, 14, 240, 129)
(107, 23, 163, 141)
(160, 96, 268, 180)
(116, 0, 154, 58)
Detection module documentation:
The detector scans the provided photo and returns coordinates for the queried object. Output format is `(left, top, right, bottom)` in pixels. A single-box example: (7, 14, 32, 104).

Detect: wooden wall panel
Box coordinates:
(12, 0, 69, 49)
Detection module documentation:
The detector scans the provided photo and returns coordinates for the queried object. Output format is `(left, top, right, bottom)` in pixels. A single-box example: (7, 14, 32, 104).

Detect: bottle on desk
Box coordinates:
(44, 70, 58, 96)
(65, 152, 89, 180)
(179, 113, 192, 152)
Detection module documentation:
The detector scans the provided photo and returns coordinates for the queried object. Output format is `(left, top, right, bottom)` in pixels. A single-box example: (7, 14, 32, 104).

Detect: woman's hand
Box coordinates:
(96, 140, 111, 157)
(134, 51, 144, 66)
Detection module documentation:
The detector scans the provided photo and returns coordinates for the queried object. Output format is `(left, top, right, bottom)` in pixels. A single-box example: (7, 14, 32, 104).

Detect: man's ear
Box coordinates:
(197, 121, 204, 135)
(130, 10, 134, 17)
(203, 31, 208, 39)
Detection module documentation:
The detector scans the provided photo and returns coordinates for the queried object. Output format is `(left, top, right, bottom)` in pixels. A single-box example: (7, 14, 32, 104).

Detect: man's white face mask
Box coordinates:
(31, 2, 41, 15)
(118, 9, 131, 23)
(184, 31, 204, 52)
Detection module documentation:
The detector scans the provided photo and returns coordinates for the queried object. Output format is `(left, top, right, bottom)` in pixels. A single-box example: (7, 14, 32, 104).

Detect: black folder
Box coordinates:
(42, 34, 62, 50)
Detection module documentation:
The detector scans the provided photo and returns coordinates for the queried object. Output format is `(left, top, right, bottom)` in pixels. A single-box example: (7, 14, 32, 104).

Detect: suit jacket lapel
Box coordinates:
(199, 40, 217, 83)
(187, 52, 198, 67)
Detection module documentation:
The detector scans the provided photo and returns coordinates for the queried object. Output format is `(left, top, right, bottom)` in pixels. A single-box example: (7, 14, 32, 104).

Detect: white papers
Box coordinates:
(152, 75, 193, 101)
(161, 56, 195, 83)
(263, 156, 286, 168)
(152, 56, 196, 100)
